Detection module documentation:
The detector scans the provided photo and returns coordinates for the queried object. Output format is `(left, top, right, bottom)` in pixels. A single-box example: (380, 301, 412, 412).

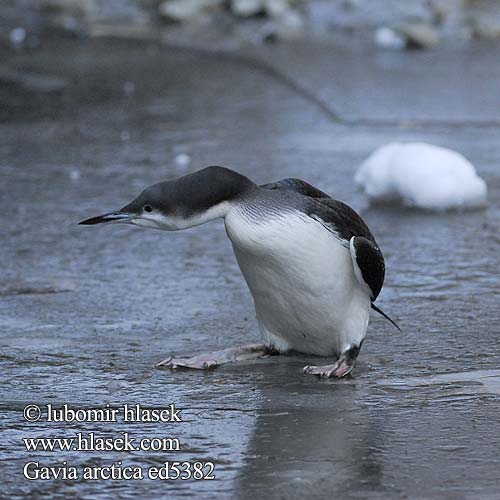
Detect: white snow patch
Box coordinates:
(355, 142, 487, 211)
(174, 153, 191, 167)
(374, 27, 406, 50)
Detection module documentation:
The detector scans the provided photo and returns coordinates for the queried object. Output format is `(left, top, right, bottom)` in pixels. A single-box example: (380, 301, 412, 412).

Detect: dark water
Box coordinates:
(1, 37, 499, 499)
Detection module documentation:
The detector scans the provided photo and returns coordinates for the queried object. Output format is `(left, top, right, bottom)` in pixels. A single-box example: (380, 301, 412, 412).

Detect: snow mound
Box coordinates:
(355, 143, 487, 211)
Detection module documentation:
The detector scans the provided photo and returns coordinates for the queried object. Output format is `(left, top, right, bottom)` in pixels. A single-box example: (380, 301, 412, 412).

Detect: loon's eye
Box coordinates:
(143, 205, 153, 213)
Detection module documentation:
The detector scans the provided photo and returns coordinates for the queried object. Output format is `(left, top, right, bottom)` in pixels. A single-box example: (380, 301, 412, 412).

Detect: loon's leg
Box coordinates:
(303, 343, 362, 378)
(157, 344, 278, 370)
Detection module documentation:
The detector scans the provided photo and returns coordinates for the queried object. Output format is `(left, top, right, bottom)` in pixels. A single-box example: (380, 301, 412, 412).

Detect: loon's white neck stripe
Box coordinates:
(131, 201, 233, 231)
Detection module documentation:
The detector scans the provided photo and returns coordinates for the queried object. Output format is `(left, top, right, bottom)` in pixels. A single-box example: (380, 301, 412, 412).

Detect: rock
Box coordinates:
(305, 0, 434, 32)
(42, 0, 149, 24)
(431, 0, 472, 41)
(250, 8, 303, 43)
(397, 22, 440, 49)
(41, 0, 150, 37)
(159, 0, 222, 22)
(231, 0, 292, 19)
(466, 0, 500, 40)
(264, 0, 289, 17)
(230, 0, 301, 41)
(431, 0, 466, 28)
(374, 27, 406, 50)
(41, 0, 95, 15)
(231, 0, 263, 17)
(472, 16, 500, 40)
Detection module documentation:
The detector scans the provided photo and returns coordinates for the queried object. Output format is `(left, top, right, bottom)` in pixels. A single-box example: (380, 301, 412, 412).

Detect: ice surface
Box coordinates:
(355, 142, 488, 210)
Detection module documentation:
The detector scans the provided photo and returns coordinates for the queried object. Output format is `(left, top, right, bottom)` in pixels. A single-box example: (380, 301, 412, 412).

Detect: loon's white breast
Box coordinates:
(224, 204, 371, 356)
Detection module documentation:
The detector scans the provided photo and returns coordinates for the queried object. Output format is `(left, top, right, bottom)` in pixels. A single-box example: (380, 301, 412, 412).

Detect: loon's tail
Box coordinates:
(371, 303, 401, 331)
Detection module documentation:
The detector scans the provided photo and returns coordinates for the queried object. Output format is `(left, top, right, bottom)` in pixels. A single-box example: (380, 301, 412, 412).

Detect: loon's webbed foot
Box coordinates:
(303, 358, 353, 378)
(157, 344, 277, 370)
(303, 344, 362, 378)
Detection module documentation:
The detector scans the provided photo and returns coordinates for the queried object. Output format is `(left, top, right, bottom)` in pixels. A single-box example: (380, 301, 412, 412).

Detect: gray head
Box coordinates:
(79, 166, 255, 230)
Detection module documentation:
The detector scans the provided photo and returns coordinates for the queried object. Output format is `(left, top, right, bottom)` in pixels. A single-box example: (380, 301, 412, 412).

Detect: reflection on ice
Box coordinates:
(381, 369, 500, 396)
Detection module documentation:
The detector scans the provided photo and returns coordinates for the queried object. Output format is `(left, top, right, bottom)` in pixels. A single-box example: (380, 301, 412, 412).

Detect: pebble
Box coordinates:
(397, 22, 440, 49)
(264, 0, 289, 17)
(159, 0, 222, 22)
(231, 0, 263, 17)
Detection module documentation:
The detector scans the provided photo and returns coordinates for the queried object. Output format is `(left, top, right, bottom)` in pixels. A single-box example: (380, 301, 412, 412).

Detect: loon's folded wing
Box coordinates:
(348, 235, 400, 330)
(349, 235, 385, 301)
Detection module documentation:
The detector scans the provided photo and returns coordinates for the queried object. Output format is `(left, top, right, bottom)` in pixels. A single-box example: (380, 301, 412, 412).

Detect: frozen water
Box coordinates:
(355, 142, 488, 210)
(1, 37, 500, 500)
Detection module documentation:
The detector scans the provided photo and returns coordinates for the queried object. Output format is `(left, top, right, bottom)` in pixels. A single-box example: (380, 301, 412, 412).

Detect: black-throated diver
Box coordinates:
(79, 166, 399, 378)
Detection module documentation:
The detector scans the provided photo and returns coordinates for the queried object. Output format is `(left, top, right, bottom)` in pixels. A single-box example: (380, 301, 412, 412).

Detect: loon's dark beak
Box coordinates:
(78, 211, 133, 225)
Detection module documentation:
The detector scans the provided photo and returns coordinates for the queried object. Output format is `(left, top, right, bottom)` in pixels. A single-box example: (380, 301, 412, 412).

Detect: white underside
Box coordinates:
(225, 207, 371, 356)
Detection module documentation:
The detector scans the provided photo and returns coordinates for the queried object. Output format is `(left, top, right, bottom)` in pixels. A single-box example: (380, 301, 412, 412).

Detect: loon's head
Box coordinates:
(79, 166, 254, 231)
